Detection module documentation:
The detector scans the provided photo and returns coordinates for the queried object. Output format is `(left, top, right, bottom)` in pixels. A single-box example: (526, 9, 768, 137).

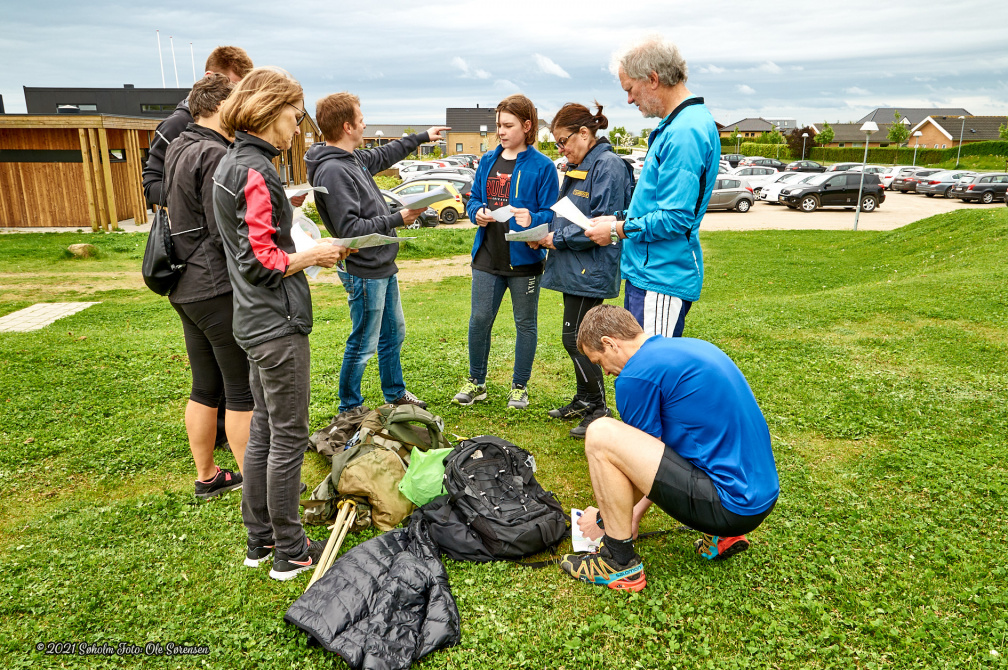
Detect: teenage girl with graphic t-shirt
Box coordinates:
(452, 94, 559, 410)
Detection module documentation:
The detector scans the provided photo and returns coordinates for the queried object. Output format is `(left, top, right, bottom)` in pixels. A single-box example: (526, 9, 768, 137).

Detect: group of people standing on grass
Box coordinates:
(152, 35, 779, 590)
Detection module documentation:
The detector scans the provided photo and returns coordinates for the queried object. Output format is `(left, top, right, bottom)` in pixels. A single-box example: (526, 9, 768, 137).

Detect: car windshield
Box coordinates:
(804, 173, 833, 185)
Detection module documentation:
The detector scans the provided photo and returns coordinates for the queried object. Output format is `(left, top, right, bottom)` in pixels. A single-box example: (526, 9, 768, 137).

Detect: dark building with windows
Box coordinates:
(23, 85, 190, 118)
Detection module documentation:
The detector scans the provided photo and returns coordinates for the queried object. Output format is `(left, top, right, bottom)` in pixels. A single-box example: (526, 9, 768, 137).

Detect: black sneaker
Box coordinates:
(194, 466, 243, 500)
(244, 541, 275, 568)
(269, 538, 327, 581)
(547, 398, 591, 420)
(569, 407, 612, 439)
(393, 390, 427, 410)
(560, 542, 646, 591)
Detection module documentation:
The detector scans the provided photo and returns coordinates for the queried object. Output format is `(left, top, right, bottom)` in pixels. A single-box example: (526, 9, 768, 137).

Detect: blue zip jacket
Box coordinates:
(542, 139, 632, 299)
(466, 144, 558, 268)
(621, 98, 720, 302)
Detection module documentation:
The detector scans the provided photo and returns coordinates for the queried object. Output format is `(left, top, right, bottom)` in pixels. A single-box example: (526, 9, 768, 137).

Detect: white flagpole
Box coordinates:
(169, 36, 179, 87)
(156, 30, 166, 88)
(190, 42, 196, 83)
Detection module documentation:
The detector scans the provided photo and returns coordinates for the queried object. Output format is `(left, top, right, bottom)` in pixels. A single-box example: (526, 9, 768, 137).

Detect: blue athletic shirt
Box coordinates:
(615, 336, 779, 515)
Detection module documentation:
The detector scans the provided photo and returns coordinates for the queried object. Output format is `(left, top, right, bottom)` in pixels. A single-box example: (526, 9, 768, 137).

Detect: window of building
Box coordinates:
(456, 143, 463, 152)
(57, 103, 97, 112)
(141, 104, 176, 114)
(480, 143, 486, 152)
(838, 143, 845, 148)
(941, 144, 946, 149)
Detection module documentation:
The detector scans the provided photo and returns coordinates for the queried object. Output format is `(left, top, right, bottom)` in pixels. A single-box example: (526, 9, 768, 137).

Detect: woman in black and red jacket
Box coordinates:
(213, 67, 350, 581)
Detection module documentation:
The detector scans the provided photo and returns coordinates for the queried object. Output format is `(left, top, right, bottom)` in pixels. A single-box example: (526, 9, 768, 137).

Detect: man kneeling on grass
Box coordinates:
(560, 305, 779, 592)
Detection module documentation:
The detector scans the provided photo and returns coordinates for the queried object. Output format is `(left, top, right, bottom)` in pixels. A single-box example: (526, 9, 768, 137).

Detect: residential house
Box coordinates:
(360, 123, 443, 155)
(808, 122, 897, 148)
(719, 117, 775, 140)
(445, 107, 498, 156)
(908, 115, 1008, 150)
(24, 85, 190, 118)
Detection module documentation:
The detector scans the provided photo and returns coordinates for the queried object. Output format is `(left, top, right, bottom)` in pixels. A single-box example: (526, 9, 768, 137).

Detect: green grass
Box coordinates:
(2, 209, 1007, 668)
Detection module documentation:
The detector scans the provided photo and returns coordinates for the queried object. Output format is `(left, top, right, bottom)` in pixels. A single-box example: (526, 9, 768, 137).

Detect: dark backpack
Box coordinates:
(441, 436, 566, 559)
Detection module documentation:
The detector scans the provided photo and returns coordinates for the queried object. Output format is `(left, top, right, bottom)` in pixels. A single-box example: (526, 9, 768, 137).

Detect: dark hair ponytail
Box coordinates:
(551, 101, 609, 137)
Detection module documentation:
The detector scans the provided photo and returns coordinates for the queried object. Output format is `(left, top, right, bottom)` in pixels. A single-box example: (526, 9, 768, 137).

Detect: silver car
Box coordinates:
(915, 170, 976, 198)
(708, 176, 754, 212)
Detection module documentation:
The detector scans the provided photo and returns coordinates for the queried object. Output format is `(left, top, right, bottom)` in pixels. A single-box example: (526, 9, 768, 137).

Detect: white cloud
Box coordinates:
(758, 61, 783, 74)
(451, 56, 490, 80)
(738, 84, 756, 95)
(534, 53, 570, 79)
(699, 64, 725, 75)
(494, 79, 521, 93)
(845, 86, 870, 95)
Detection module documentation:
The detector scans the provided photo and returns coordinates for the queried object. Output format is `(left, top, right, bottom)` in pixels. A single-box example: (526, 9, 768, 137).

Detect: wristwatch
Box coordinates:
(610, 221, 619, 246)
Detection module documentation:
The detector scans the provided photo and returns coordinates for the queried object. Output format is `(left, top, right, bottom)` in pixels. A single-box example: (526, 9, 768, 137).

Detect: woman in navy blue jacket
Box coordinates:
(452, 94, 558, 410)
(533, 103, 633, 437)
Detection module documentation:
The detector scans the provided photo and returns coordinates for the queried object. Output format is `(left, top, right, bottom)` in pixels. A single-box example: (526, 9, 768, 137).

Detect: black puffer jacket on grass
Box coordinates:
(284, 513, 460, 670)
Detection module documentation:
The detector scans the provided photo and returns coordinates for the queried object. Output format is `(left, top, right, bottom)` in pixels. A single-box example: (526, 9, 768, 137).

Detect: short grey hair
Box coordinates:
(616, 36, 689, 88)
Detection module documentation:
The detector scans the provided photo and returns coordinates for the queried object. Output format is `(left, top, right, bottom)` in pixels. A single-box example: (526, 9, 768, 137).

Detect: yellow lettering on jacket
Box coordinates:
(572, 189, 590, 198)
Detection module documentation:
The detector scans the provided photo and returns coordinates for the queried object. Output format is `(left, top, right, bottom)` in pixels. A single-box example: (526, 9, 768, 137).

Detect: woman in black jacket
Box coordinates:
(213, 67, 351, 581)
(164, 74, 249, 499)
(533, 103, 633, 438)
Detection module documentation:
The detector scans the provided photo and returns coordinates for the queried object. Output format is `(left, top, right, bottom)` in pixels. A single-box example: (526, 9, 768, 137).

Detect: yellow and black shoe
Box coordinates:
(694, 533, 750, 561)
(560, 544, 646, 592)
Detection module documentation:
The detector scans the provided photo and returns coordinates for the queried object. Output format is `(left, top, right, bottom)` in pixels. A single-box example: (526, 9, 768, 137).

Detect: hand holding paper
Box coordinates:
(504, 223, 549, 243)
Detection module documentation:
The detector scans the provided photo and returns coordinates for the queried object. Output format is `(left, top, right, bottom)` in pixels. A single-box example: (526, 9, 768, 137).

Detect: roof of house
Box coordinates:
(446, 107, 497, 133)
(814, 122, 896, 142)
(858, 107, 971, 126)
(723, 117, 775, 132)
(910, 115, 1008, 142)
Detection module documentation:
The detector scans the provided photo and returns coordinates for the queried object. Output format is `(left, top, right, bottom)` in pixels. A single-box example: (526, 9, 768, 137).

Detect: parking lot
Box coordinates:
(700, 190, 1004, 231)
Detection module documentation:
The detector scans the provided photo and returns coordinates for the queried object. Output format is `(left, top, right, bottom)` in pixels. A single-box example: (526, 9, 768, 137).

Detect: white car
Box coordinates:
(759, 172, 816, 203)
(398, 163, 441, 179)
(729, 166, 780, 195)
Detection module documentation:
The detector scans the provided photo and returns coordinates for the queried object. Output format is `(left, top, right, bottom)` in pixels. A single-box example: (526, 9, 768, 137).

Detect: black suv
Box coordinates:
(722, 153, 745, 168)
(779, 172, 886, 212)
(748, 157, 787, 170)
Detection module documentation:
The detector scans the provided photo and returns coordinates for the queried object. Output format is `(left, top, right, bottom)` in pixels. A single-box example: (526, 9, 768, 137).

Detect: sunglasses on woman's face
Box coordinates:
(288, 103, 307, 125)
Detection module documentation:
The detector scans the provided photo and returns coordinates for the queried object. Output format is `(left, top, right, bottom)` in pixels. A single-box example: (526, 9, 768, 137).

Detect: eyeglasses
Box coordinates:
(555, 129, 579, 150)
(288, 103, 307, 125)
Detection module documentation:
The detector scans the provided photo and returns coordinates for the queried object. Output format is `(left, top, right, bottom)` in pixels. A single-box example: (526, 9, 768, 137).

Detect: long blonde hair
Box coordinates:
(219, 67, 302, 136)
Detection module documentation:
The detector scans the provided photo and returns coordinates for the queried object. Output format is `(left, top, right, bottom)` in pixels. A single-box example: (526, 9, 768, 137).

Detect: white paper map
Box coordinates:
(290, 217, 323, 278)
(333, 234, 416, 249)
(398, 186, 451, 209)
(504, 223, 549, 243)
(571, 508, 601, 553)
(550, 196, 593, 230)
(285, 186, 329, 199)
(490, 205, 514, 222)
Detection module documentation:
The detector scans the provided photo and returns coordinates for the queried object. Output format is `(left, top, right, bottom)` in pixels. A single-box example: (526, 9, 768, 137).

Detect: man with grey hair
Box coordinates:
(586, 36, 720, 338)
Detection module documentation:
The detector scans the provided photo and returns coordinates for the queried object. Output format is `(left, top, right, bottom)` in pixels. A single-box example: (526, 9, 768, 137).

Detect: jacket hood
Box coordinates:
(304, 142, 354, 184)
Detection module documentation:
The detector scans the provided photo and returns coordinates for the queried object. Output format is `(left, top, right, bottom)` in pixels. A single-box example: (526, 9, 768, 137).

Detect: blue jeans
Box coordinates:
(338, 271, 407, 413)
(468, 268, 541, 387)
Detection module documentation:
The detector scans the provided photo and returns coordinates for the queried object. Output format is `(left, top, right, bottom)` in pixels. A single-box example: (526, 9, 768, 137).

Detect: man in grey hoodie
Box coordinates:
(305, 91, 449, 414)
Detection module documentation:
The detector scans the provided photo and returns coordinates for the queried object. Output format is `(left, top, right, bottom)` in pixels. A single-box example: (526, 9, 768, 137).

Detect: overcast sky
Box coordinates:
(3, 0, 1006, 136)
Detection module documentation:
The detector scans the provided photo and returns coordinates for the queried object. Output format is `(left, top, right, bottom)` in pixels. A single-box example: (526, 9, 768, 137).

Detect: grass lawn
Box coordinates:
(1, 208, 1007, 668)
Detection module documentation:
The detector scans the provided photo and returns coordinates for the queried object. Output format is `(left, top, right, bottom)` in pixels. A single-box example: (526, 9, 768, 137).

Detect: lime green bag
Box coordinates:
(398, 447, 453, 507)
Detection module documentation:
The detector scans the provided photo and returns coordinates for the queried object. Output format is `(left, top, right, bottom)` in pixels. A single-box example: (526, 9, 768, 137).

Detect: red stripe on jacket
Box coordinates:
(245, 167, 289, 273)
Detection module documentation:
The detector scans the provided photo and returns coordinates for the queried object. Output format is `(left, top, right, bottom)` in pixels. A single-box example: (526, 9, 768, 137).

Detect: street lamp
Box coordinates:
(374, 129, 384, 147)
(956, 115, 966, 168)
(912, 130, 923, 166)
(801, 132, 809, 160)
(853, 121, 878, 231)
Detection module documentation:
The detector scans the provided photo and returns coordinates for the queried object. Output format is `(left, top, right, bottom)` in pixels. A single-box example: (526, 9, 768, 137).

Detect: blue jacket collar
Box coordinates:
(648, 97, 706, 146)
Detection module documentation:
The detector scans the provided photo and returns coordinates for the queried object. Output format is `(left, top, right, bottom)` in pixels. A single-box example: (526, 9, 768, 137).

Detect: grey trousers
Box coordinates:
(241, 333, 311, 560)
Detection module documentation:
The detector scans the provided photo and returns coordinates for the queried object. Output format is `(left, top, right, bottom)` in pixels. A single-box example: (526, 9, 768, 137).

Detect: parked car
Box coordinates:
(390, 180, 466, 224)
(759, 172, 817, 203)
(778, 172, 886, 212)
(380, 190, 438, 228)
(915, 170, 976, 198)
(825, 162, 862, 172)
(893, 168, 941, 193)
(738, 156, 765, 167)
(729, 165, 780, 194)
(952, 173, 1008, 204)
(451, 154, 479, 169)
(722, 153, 744, 168)
(879, 165, 915, 190)
(785, 160, 826, 173)
(847, 164, 888, 177)
(403, 172, 473, 204)
(707, 176, 754, 212)
(398, 162, 441, 179)
(748, 157, 788, 170)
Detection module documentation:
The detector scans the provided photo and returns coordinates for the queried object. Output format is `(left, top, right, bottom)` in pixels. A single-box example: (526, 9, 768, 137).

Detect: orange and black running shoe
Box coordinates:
(694, 534, 750, 561)
(560, 544, 646, 592)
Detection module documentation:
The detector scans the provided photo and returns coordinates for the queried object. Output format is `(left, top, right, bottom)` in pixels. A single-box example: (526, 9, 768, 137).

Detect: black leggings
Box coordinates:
(562, 294, 605, 407)
(172, 293, 254, 412)
(648, 445, 776, 537)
